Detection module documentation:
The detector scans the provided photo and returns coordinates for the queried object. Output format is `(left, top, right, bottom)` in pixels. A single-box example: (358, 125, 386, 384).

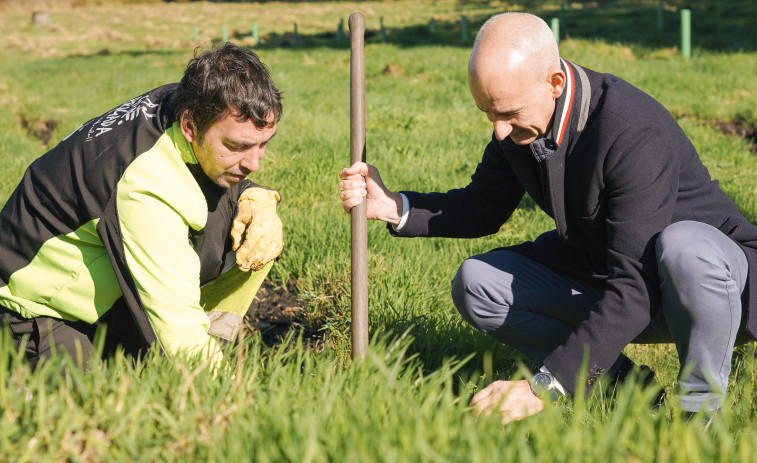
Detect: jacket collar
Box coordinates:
(548, 59, 592, 148)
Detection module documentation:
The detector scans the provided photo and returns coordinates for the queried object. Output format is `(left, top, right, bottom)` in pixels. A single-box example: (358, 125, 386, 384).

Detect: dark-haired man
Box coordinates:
(0, 43, 284, 372)
(339, 12, 757, 424)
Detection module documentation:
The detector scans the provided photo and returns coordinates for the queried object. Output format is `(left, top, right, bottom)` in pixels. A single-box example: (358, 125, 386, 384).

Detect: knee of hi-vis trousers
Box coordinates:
(200, 259, 274, 342)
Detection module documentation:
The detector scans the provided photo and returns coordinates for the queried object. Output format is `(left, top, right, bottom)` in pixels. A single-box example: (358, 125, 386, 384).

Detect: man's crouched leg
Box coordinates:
(450, 249, 602, 364)
(656, 220, 750, 413)
(451, 249, 664, 401)
(0, 307, 97, 371)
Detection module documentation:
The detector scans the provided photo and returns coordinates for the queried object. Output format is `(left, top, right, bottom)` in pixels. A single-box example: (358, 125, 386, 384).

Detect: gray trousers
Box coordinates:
(451, 221, 750, 412)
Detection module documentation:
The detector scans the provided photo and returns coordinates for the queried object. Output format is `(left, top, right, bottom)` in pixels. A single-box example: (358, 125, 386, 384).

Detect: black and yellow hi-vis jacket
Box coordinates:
(0, 84, 250, 368)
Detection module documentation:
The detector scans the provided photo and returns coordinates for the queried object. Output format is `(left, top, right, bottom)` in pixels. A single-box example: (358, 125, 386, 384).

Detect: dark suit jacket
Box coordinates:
(392, 60, 757, 394)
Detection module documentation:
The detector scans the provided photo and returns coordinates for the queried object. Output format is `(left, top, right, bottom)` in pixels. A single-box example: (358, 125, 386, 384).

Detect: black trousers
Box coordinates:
(0, 300, 147, 370)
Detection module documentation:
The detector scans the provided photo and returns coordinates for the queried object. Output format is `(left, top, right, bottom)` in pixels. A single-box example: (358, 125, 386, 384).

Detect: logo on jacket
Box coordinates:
(76, 95, 159, 143)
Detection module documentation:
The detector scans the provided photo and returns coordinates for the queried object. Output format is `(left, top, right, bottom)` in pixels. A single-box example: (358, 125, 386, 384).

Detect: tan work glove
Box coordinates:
(230, 185, 284, 272)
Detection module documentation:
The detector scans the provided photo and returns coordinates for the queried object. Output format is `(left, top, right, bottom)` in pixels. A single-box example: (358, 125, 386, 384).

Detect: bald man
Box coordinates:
(338, 12, 757, 424)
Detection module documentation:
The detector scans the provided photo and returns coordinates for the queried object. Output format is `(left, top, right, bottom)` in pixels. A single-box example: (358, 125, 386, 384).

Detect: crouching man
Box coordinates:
(0, 43, 284, 372)
(338, 13, 757, 423)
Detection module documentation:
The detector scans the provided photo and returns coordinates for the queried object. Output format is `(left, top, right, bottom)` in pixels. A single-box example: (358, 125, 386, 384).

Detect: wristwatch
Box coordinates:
(529, 371, 560, 401)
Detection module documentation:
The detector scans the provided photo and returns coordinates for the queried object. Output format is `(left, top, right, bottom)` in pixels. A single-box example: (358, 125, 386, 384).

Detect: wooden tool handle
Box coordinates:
(349, 12, 369, 359)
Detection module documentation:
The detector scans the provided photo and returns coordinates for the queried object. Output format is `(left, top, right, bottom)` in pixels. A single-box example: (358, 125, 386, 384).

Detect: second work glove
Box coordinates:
(230, 185, 284, 272)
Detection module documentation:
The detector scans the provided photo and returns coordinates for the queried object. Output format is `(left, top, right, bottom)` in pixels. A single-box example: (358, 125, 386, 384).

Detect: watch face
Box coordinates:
(532, 372, 554, 395)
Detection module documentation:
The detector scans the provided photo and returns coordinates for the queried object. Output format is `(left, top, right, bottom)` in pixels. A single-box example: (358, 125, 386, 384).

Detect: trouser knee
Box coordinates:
(450, 258, 478, 328)
(450, 256, 510, 335)
(656, 221, 747, 310)
(656, 221, 708, 283)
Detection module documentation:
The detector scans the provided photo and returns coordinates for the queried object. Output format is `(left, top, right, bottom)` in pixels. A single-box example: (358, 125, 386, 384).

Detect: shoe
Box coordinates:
(610, 357, 666, 409)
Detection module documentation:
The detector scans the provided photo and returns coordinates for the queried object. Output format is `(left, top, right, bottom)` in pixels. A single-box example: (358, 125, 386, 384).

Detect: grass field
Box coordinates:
(1, 0, 757, 460)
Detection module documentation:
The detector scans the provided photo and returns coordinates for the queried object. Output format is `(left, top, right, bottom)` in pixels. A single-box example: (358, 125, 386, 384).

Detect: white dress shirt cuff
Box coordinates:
(391, 193, 410, 232)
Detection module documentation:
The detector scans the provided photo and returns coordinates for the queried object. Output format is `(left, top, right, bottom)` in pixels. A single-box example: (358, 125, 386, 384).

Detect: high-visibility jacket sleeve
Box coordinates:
(113, 128, 223, 368)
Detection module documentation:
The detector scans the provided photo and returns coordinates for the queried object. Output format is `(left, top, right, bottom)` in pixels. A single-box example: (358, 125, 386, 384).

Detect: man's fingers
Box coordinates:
(339, 185, 367, 201)
(470, 380, 546, 426)
(338, 169, 358, 180)
(470, 381, 509, 404)
(469, 386, 501, 416)
(341, 195, 367, 213)
(469, 387, 493, 407)
(338, 178, 366, 192)
(339, 161, 368, 179)
(339, 172, 364, 183)
(469, 381, 517, 416)
(339, 177, 367, 212)
(472, 394, 502, 417)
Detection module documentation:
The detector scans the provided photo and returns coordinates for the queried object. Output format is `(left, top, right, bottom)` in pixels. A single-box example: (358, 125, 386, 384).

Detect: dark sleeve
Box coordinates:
(192, 179, 251, 286)
(544, 119, 679, 394)
(390, 137, 526, 238)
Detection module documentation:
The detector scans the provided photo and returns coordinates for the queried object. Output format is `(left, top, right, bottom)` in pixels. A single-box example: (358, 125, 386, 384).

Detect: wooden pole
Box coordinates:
(349, 12, 369, 359)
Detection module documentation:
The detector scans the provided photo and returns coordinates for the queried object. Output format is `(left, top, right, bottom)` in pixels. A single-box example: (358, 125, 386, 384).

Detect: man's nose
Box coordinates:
(493, 120, 513, 141)
(240, 152, 261, 173)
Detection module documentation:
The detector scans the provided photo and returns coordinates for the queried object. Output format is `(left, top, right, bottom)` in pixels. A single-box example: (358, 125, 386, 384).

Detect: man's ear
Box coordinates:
(548, 68, 566, 99)
(180, 110, 197, 143)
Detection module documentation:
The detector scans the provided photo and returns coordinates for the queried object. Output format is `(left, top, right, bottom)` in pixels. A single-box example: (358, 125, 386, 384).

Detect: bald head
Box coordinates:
(467, 13, 565, 145)
(469, 12, 560, 86)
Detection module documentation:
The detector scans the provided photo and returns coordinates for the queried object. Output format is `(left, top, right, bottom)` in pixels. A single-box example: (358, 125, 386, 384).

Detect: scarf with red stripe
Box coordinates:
(549, 59, 592, 148)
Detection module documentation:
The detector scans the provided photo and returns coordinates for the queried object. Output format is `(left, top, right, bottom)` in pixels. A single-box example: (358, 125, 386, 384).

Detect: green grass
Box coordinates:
(2, 332, 756, 461)
(1, 0, 757, 460)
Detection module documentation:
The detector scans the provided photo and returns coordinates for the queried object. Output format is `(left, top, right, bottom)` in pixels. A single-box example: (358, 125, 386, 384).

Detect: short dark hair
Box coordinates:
(172, 43, 283, 138)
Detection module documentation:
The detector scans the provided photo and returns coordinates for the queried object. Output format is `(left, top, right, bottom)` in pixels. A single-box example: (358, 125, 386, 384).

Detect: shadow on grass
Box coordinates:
(235, 0, 757, 53)
(58, 1, 756, 62)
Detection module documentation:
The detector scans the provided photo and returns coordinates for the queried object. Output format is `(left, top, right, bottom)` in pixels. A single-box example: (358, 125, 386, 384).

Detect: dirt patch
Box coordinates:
(244, 280, 323, 350)
(711, 117, 757, 153)
(17, 113, 60, 147)
(382, 62, 405, 77)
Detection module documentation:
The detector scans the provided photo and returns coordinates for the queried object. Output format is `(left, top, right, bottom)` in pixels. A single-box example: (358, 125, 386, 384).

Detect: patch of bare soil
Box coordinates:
(711, 117, 757, 153)
(382, 62, 405, 77)
(17, 113, 59, 147)
(244, 280, 323, 350)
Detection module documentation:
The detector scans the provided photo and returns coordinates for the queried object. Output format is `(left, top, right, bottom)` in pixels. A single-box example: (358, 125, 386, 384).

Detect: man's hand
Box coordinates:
(231, 186, 284, 272)
(338, 162, 403, 226)
(469, 380, 545, 425)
